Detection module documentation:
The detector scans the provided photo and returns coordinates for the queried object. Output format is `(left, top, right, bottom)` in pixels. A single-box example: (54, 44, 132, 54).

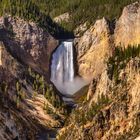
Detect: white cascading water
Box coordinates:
(51, 41, 89, 95)
(51, 41, 74, 83)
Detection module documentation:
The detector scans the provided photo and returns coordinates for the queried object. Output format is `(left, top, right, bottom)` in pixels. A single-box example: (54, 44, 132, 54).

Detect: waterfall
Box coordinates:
(51, 40, 88, 95)
(51, 41, 74, 82)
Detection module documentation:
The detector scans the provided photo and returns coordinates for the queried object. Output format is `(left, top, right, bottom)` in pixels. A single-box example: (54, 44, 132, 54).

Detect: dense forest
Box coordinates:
(0, 0, 138, 38)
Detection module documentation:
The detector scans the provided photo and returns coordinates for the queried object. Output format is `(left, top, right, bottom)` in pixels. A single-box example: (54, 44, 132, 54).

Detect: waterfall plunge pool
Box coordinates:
(50, 40, 89, 97)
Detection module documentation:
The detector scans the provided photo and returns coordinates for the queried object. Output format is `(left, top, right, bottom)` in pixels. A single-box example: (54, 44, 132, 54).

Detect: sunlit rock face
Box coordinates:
(74, 18, 111, 79)
(51, 41, 88, 95)
(115, 2, 140, 47)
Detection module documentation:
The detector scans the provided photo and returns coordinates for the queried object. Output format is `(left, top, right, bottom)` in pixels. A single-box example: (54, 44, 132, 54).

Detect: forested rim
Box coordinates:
(0, 0, 138, 37)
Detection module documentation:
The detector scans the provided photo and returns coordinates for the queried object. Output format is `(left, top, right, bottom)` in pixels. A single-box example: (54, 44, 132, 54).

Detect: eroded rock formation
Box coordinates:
(75, 1, 140, 79)
(0, 41, 64, 140)
(57, 2, 140, 140)
(74, 18, 111, 79)
(0, 1, 140, 140)
(0, 16, 58, 77)
(115, 2, 140, 47)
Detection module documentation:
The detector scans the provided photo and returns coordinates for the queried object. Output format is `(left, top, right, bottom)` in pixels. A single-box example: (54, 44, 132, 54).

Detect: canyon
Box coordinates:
(0, 1, 140, 140)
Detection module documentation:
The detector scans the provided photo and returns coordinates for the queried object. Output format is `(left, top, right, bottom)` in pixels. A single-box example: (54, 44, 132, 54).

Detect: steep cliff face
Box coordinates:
(0, 42, 36, 140)
(75, 1, 140, 79)
(86, 69, 111, 103)
(0, 41, 65, 140)
(57, 53, 140, 140)
(57, 2, 140, 140)
(0, 1, 140, 140)
(0, 16, 58, 76)
(115, 2, 140, 47)
(74, 18, 111, 79)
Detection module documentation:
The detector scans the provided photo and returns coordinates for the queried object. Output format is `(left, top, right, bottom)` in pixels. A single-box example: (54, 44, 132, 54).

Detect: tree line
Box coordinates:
(0, 0, 138, 35)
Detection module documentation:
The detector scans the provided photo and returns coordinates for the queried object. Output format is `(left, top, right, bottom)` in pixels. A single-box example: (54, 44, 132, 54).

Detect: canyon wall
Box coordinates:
(75, 1, 140, 79)
(0, 16, 63, 139)
(57, 2, 140, 139)
(0, 16, 58, 76)
(74, 18, 111, 79)
(115, 2, 140, 47)
(0, 3, 140, 82)
(58, 57, 140, 140)
(0, 40, 63, 140)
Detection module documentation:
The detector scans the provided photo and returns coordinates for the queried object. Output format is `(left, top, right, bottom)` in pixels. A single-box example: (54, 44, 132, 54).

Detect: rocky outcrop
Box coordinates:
(75, 18, 111, 79)
(54, 13, 70, 23)
(57, 2, 140, 139)
(0, 41, 25, 78)
(0, 16, 58, 77)
(115, 2, 140, 47)
(87, 69, 111, 103)
(57, 56, 140, 140)
(0, 42, 64, 140)
(75, 2, 140, 79)
(74, 22, 89, 37)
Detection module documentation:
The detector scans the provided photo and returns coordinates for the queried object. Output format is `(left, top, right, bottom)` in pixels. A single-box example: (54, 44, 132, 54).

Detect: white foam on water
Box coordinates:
(51, 41, 89, 95)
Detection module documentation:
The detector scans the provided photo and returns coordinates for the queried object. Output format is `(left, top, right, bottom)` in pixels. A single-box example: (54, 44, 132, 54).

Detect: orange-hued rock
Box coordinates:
(75, 18, 111, 79)
(57, 57, 140, 140)
(115, 2, 140, 47)
(75, 2, 140, 80)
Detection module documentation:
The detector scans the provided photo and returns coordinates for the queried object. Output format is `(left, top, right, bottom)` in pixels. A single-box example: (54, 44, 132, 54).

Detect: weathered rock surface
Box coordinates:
(75, 18, 111, 79)
(74, 22, 89, 37)
(0, 16, 58, 77)
(0, 42, 63, 140)
(54, 13, 70, 23)
(115, 2, 140, 47)
(57, 57, 140, 140)
(87, 69, 111, 103)
(57, 2, 140, 140)
(75, 2, 140, 79)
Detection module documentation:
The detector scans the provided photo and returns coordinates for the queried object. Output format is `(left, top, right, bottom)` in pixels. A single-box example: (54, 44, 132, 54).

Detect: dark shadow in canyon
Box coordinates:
(41, 15, 75, 39)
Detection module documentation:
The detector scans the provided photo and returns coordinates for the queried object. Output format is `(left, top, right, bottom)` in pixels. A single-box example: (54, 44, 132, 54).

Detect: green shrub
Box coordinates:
(107, 45, 140, 84)
(0, 0, 138, 35)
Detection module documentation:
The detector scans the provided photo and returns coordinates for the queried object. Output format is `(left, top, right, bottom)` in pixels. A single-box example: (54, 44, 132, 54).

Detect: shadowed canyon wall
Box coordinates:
(0, 16, 58, 77)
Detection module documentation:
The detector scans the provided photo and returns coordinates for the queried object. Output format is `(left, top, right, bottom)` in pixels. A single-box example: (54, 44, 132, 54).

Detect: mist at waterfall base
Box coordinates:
(51, 41, 89, 95)
(52, 76, 89, 95)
